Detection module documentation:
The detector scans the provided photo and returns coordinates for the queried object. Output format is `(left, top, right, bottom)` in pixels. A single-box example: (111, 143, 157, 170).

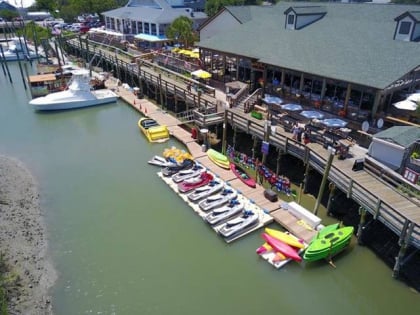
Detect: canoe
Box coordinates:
(138, 117, 170, 143)
(303, 226, 354, 262)
(230, 163, 256, 188)
(207, 148, 230, 169)
(262, 233, 302, 262)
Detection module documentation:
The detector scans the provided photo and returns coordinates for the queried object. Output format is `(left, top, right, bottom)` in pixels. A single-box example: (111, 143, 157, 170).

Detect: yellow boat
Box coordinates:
(138, 117, 170, 143)
(207, 148, 230, 169)
(263, 228, 305, 250)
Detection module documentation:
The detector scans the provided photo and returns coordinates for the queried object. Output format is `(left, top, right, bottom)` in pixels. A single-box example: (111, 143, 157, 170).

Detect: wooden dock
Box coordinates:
(111, 83, 318, 243)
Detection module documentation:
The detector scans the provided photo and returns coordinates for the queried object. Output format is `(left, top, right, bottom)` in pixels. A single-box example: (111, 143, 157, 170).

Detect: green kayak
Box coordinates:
(303, 226, 354, 262)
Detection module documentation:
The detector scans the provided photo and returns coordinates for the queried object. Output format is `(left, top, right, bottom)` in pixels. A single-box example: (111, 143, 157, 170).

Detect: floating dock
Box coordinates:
(157, 166, 273, 243)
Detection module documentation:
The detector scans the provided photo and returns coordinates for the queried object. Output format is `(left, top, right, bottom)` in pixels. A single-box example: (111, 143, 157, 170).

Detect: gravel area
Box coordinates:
(0, 155, 56, 314)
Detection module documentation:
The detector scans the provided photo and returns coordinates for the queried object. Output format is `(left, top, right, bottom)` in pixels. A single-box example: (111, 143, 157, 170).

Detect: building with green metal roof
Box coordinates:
(197, 2, 420, 124)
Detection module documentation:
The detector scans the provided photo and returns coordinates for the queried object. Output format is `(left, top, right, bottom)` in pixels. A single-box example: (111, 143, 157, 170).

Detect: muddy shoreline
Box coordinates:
(0, 155, 56, 314)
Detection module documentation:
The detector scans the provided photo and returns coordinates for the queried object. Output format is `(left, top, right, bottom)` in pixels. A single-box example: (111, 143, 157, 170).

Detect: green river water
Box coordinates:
(1, 63, 419, 314)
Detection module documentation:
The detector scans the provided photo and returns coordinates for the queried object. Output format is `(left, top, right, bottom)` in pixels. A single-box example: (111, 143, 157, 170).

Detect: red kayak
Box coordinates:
(178, 172, 214, 193)
(262, 233, 302, 262)
(230, 163, 256, 188)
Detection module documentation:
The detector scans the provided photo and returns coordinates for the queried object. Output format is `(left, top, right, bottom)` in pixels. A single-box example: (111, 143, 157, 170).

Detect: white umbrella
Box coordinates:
(407, 93, 420, 103)
(393, 100, 418, 111)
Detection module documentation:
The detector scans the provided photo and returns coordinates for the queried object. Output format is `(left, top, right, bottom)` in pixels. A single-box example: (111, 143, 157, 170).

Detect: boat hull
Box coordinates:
(262, 233, 302, 262)
(218, 212, 259, 239)
(198, 189, 237, 212)
(187, 181, 224, 202)
(138, 118, 170, 143)
(205, 201, 244, 225)
(178, 172, 214, 193)
(30, 89, 118, 111)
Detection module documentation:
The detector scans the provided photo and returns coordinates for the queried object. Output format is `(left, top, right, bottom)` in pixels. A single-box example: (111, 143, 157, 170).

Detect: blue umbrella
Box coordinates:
(320, 118, 348, 128)
(280, 103, 303, 112)
(263, 94, 283, 105)
(300, 110, 324, 120)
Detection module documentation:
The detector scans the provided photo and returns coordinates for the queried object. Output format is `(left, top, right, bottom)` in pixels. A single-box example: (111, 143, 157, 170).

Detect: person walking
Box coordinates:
(292, 123, 299, 140)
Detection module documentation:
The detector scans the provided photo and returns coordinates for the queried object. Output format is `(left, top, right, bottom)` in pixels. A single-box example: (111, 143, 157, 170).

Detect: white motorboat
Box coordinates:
(198, 188, 237, 212)
(29, 69, 119, 111)
(218, 210, 259, 239)
(205, 199, 244, 226)
(172, 164, 204, 183)
(0, 37, 38, 61)
(148, 155, 177, 167)
(187, 180, 224, 202)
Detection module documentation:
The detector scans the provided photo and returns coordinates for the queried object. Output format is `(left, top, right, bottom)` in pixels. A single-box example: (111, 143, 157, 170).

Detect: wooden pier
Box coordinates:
(70, 36, 419, 275)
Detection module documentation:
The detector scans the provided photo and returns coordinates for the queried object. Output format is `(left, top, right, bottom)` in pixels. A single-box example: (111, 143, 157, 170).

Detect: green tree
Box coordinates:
(166, 16, 197, 48)
(35, 0, 58, 12)
(0, 9, 19, 21)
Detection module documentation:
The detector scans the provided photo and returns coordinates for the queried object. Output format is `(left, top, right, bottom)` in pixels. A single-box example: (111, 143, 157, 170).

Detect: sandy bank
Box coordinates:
(0, 155, 56, 314)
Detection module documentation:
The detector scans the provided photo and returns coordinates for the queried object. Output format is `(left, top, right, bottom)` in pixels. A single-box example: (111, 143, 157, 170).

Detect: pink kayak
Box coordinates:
(262, 233, 302, 262)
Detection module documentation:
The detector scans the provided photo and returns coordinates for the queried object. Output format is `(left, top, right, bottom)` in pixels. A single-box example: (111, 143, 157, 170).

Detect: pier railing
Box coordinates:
(225, 109, 420, 248)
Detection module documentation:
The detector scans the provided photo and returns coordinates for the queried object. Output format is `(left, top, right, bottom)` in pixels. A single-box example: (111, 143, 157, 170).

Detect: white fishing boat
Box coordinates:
(1, 37, 38, 61)
(29, 69, 119, 111)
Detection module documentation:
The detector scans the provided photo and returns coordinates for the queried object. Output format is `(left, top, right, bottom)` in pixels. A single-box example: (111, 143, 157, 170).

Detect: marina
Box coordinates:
(1, 60, 420, 314)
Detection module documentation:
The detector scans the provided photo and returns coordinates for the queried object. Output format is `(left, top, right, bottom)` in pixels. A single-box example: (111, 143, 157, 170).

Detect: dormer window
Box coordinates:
(284, 6, 326, 30)
(398, 21, 411, 35)
(288, 14, 295, 25)
(394, 11, 420, 42)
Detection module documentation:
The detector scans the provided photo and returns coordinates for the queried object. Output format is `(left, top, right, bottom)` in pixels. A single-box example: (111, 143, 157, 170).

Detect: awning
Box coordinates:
(134, 33, 168, 42)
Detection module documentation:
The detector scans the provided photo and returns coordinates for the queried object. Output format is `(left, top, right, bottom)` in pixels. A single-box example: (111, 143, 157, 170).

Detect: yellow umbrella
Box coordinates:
(191, 69, 212, 79)
(191, 52, 200, 58)
(171, 47, 180, 53)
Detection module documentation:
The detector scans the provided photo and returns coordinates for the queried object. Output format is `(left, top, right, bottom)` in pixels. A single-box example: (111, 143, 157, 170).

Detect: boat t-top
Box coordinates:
(0, 37, 38, 61)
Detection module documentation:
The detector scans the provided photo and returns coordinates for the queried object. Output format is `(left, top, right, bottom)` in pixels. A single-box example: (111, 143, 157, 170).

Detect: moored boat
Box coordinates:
(148, 155, 177, 167)
(29, 69, 118, 111)
(172, 164, 204, 183)
(178, 172, 214, 193)
(265, 228, 305, 249)
(230, 162, 256, 188)
(187, 180, 224, 202)
(205, 199, 244, 226)
(198, 188, 237, 212)
(207, 148, 230, 169)
(162, 159, 194, 177)
(138, 117, 170, 143)
(218, 210, 259, 239)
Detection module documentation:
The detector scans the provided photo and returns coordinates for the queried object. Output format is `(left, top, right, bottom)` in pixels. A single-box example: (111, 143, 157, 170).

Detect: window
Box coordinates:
(288, 14, 295, 25)
(399, 21, 411, 35)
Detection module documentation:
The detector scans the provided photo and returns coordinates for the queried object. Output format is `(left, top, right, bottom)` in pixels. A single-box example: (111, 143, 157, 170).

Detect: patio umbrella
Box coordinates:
(300, 110, 324, 120)
(320, 118, 348, 128)
(280, 103, 303, 112)
(407, 93, 420, 103)
(191, 69, 212, 79)
(263, 95, 283, 105)
(393, 100, 418, 111)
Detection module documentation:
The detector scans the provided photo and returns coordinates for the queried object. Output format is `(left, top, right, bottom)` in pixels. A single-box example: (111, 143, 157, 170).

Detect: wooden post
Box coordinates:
(276, 148, 282, 175)
(313, 151, 334, 215)
(159, 73, 164, 107)
(393, 222, 414, 278)
(356, 206, 367, 245)
(302, 161, 311, 193)
(252, 136, 258, 159)
(262, 120, 271, 164)
(233, 125, 237, 149)
(222, 110, 228, 155)
(326, 183, 336, 215)
(343, 83, 352, 114)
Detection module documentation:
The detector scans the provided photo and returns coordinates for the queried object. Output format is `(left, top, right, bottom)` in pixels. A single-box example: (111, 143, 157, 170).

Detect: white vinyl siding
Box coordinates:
(286, 13, 295, 30)
(395, 17, 414, 41)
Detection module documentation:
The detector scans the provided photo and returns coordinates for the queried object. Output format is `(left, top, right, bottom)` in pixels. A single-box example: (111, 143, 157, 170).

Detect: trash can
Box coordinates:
(201, 144, 207, 152)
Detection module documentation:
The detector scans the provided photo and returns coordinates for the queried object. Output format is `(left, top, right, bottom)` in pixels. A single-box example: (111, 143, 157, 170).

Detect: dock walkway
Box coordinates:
(109, 81, 317, 243)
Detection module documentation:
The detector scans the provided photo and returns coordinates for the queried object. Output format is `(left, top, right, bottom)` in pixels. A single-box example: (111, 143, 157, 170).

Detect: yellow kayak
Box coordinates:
(265, 228, 305, 249)
(207, 148, 230, 169)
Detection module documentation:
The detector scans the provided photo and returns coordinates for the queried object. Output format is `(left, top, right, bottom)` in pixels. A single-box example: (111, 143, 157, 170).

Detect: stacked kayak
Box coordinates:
(303, 225, 354, 262)
(207, 148, 230, 169)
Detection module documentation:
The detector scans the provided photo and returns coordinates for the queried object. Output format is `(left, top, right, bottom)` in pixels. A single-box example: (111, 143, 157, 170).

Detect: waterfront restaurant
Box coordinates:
(101, 0, 207, 50)
(197, 2, 420, 126)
